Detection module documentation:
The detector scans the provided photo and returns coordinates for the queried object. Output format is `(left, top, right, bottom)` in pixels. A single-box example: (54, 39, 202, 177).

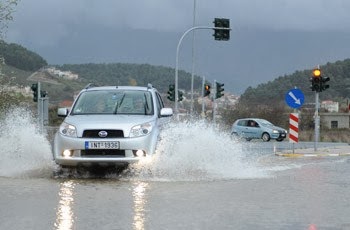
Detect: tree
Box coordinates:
(0, 0, 19, 38)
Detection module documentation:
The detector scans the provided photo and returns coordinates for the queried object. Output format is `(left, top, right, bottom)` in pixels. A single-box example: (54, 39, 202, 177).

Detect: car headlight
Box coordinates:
(130, 122, 153, 137)
(272, 129, 279, 134)
(59, 122, 77, 137)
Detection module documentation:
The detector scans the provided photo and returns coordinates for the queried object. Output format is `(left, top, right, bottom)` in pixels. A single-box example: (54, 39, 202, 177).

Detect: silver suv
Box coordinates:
(52, 84, 173, 167)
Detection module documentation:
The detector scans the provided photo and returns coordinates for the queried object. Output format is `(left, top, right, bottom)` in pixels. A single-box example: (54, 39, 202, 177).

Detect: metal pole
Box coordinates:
(213, 80, 216, 124)
(37, 82, 43, 133)
(190, 0, 197, 117)
(175, 26, 230, 115)
(201, 76, 205, 116)
(314, 91, 320, 151)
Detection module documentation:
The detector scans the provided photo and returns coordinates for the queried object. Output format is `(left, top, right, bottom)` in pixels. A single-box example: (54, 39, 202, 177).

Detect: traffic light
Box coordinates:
(41, 90, 48, 98)
(216, 82, 224, 99)
(311, 68, 321, 92)
(167, 84, 175, 101)
(178, 90, 184, 102)
(31, 83, 38, 102)
(213, 18, 230, 41)
(204, 84, 211, 97)
(321, 76, 330, 91)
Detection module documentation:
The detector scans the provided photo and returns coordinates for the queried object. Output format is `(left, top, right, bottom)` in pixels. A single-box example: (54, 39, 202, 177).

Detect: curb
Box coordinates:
(275, 152, 350, 158)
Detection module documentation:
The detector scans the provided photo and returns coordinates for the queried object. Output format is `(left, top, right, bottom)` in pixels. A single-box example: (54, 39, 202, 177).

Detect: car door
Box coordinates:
(247, 119, 262, 138)
(243, 119, 260, 138)
(235, 119, 250, 138)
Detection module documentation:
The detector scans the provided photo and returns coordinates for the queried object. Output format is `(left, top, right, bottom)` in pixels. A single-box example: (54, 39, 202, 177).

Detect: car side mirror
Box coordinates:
(57, 108, 69, 117)
(160, 108, 173, 117)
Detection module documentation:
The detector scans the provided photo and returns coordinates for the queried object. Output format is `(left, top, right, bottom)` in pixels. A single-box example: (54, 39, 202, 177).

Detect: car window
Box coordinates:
(248, 120, 259, 127)
(237, 120, 248, 126)
(71, 90, 154, 115)
(258, 119, 273, 126)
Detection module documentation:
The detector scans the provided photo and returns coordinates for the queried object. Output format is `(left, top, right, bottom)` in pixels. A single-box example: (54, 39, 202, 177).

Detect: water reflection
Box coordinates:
(54, 180, 76, 230)
(132, 182, 149, 230)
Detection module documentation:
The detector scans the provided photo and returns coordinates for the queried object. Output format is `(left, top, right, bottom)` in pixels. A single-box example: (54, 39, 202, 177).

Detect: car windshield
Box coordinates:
(71, 90, 154, 115)
(258, 119, 273, 126)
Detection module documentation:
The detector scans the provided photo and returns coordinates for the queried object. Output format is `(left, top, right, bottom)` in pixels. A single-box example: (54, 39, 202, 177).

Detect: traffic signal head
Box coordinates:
(31, 83, 38, 102)
(167, 84, 175, 101)
(213, 18, 230, 41)
(204, 84, 211, 97)
(41, 90, 48, 98)
(178, 90, 184, 102)
(215, 82, 224, 99)
(311, 68, 321, 92)
(321, 76, 330, 91)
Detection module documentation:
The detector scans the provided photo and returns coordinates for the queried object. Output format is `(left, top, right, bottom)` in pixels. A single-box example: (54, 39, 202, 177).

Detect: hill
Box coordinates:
(239, 59, 350, 106)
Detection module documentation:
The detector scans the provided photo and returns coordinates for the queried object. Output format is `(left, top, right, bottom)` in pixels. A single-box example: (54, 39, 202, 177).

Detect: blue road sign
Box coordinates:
(285, 88, 304, 109)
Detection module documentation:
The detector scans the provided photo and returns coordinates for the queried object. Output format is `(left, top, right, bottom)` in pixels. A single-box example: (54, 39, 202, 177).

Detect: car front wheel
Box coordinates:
(276, 138, 284, 142)
(261, 133, 271, 142)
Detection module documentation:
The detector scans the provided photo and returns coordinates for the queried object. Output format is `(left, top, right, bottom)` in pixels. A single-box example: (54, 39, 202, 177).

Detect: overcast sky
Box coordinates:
(5, 0, 350, 93)
(7, 0, 350, 42)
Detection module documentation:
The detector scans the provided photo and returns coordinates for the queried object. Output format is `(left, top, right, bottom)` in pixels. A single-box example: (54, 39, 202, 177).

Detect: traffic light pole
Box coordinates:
(201, 76, 205, 116)
(212, 80, 217, 124)
(314, 92, 320, 151)
(175, 25, 230, 115)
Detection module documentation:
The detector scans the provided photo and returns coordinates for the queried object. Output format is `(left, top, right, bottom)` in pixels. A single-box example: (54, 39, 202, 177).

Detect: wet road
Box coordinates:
(2, 146, 350, 230)
(1, 113, 350, 230)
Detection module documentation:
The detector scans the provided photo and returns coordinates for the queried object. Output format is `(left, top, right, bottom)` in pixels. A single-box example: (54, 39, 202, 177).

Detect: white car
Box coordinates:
(52, 84, 173, 168)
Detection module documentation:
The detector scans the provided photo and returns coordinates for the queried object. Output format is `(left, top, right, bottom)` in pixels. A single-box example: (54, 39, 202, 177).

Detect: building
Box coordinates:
(321, 113, 350, 129)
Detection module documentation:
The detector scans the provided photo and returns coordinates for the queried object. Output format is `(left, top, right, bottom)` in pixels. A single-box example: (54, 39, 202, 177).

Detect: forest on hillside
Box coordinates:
(2, 38, 350, 132)
(0, 40, 47, 71)
(57, 63, 204, 93)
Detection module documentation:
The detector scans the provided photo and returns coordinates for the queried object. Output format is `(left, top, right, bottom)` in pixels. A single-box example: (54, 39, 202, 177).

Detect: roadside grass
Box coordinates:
(299, 129, 350, 143)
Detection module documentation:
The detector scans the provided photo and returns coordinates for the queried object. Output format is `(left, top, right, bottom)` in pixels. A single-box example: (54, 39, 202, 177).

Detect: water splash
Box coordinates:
(126, 120, 270, 181)
(0, 108, 287, 181)
(0, 107, 55, 178)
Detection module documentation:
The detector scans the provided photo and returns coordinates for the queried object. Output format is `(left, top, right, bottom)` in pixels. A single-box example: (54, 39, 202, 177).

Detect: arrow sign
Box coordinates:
(285, 88, 304, 109)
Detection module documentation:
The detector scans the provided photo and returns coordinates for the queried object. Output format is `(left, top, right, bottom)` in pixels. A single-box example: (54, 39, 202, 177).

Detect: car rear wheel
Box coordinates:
(261, 133, 271, 142)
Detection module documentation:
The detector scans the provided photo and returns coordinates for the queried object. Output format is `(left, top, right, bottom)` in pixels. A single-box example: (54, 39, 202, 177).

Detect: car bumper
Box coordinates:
(271, 133, 286, 139)
(53, 132, 156, 167)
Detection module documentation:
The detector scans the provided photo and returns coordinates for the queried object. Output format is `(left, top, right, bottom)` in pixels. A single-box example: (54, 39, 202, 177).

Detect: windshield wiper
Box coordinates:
(114, 93, 125, 114)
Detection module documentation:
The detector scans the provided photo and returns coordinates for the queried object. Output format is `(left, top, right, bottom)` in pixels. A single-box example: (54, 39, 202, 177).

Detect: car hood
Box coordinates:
(263, 125, 287, 132)
(63, 114, 156, 137)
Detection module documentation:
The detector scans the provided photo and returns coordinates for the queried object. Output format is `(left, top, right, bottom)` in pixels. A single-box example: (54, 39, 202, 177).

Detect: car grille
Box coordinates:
(81, 149, 126, 157)
(82, 130, 124, 138)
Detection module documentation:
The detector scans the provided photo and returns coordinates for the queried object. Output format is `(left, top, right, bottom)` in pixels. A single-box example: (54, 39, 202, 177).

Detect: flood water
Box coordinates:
(1, 108, 350, 230)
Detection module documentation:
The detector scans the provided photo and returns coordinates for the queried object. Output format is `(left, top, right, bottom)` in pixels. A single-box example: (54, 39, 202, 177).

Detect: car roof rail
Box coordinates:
(84, 83, 95, 89)
(147, 83, 153, 89)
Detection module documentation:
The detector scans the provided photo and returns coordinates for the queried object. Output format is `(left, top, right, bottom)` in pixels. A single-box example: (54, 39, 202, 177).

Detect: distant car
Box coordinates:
(231, 118, 287, 142)
(52, 84, 173, 168)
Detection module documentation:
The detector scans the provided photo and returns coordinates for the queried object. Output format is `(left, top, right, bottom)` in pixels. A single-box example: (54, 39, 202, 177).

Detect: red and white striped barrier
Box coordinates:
(289, 113, 299, 143)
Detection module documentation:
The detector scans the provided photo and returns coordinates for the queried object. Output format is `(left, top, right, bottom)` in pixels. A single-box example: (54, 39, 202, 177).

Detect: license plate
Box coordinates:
(85, 141, 119, 149)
